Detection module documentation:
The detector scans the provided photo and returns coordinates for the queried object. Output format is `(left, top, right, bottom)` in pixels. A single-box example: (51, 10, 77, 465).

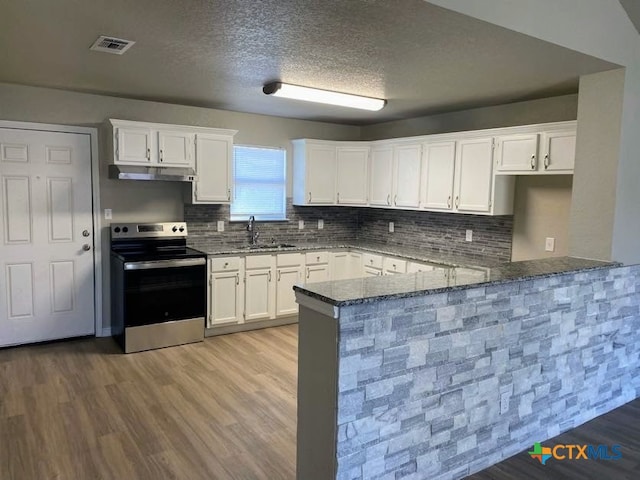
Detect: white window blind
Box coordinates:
(230, 146, 286, 221)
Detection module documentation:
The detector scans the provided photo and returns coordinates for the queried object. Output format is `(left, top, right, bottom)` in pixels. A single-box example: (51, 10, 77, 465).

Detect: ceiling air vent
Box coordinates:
(90, 35, 135, 55)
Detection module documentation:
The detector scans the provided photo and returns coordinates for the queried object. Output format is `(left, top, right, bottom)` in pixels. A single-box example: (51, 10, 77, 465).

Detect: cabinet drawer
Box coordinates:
(245, 254, 272, 269)
(277, 252, 303, 267)
(210, 256, 240, 272)
(383, 257, 407, 273)
(362, 253, 383, 269)
(305, 251, 330, 265)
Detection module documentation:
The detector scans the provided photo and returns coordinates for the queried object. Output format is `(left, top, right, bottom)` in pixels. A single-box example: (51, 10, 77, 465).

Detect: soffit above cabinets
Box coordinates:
(0, 0, 619, 125)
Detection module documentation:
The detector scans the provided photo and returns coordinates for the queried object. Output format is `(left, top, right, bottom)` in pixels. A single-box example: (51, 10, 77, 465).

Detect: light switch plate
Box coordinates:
(104, 209, 112, 220)
(298, 220, 304, 230)
(217, 220, 224, 232)
(545, 237, 555, 252)
(465, 229, 473, 242)
(389, 222, 394, 233)
(318, 219, 324, 230)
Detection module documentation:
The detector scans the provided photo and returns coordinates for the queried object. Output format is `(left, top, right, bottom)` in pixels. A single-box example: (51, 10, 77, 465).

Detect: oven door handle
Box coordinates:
(124, 258, 206, 270)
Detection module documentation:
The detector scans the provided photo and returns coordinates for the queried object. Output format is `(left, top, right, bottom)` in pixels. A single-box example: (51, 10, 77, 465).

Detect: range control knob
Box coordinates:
(179, 226, 185, 232)
(172, 226, 178, 232)
(122, 227, 128, 233)
(114, 227, 121, 233)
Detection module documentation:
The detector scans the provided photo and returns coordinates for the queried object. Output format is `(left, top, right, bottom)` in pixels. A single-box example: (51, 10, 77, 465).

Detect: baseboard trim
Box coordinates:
(205, 316, 298, 337)
(99, 327, 112, 337)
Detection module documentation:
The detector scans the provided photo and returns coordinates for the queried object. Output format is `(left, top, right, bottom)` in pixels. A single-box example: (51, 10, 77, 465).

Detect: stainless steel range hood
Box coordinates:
(108, 165, 198, 182)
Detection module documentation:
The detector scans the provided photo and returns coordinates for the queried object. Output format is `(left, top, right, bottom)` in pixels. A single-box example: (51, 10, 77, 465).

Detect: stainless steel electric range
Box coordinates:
(110, 222, 206, 353)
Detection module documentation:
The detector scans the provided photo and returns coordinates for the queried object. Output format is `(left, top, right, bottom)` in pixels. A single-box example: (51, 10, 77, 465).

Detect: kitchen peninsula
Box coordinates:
(294, 258, 640, 480)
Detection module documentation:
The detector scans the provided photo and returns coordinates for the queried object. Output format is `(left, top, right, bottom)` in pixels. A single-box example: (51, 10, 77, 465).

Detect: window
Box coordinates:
(230, 145, 286, 221)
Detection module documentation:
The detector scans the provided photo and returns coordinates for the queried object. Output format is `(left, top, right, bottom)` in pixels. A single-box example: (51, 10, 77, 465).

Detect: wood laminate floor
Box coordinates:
(2, 325, 640, 480)
(0, 325, 298, 480)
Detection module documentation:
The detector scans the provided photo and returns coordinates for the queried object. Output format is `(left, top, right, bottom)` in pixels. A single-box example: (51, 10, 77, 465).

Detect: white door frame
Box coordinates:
(0, 120, 103, 336)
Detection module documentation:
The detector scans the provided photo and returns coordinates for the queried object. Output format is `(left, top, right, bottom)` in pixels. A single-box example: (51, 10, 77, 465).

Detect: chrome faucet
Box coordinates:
(247, 215, 260, 245)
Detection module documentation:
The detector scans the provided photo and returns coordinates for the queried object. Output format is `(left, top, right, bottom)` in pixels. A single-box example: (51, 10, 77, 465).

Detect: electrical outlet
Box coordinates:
(465, 229, 473, 242)
(104, 209, 112, 220)
(318, 219, 324, 230)
(217, 220, 224, 232)
(545, 237, 555, 252)
(389, 222, 394, 233)
(298, 220, 304, 230)
(500, 392, 510, 415)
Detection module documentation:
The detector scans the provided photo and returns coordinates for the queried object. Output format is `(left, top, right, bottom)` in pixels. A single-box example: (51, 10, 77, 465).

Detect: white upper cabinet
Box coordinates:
(421, 141, 456, 211)
(190, 133, 234, 204)
(495, 134, 539, 172)
(157, 130, 193, 166)
(369, 146, 394, 207)
(116, 125, 152, 164)
(293, 140, 337, 205)
(541, 130, 576, 173)
(336, 146, 369, 205)
(393, 143, 422, 208)
(454, 137, 494, 213)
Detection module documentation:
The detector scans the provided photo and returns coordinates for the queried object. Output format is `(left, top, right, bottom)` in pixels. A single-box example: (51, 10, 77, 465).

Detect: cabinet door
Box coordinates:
(276, 266, 302, 317)
(393, 144, 422, 208)
(336, 146, 369, 205)
(116, 127, 152, 164)
(306, 264, 330, 283)
(495, 134, 538, 172)
(210, 271, 242, 326)
(245, 268, 273, 321)
(193, 134, 232, 203)
(369, 146, 394, 207)
(383, 257, 407, 275)
(331, 252, 350, 280)
(306, 144, 336, 204)
(363, 265, 382, 277)
(158, 130, 192, 166)
(452, 267, 487, 286)
(455, 138, 494, 213)
(348, 252, 363, 279)
(542, 131, 576, 172)
(407, 262, 436, 273)
(422, 141, 456, 210)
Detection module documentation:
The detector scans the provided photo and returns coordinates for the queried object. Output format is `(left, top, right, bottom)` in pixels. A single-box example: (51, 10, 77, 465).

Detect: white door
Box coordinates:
(495, 134, 538, 172)
(0, 128, 95, 347)
(369, 146, 394, 207)
(193, 134, 232, 203)
(210, 271, 242, 326)
(244, 268, 273, 321)
(422, 141, 456, 211)
(455, 138, 494, 213)
(542, 131, 576, 172)
(393, 144, 422, 208)
(306, 264, 330, 283)
(116, 126, 152, 164)
(158, 130, 192, 166)
(276, 266, 301, 317)
(306, 144, 336, 204)
(336, 146, 369, 205)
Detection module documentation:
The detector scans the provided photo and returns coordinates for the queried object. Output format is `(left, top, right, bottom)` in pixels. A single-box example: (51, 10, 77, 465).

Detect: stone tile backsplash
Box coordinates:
(184, 200, 513, 260)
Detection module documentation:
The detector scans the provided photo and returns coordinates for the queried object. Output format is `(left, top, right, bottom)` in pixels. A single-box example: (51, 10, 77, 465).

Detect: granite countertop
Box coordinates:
(188, 241, 501, 268)
(293, 257, 619, 307)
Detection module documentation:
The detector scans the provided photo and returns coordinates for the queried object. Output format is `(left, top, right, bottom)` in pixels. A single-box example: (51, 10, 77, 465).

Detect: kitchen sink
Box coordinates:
(238, 243, 297, 250)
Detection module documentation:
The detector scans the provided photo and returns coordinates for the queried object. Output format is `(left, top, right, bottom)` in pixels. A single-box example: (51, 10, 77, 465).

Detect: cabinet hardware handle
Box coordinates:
(268, 271, 272, 282)
(160, 149, 163, 162)
(146, 148, 150, 159)
(306, 267, 310, 279)
(277, 270, 281, 281)
(317, 256, 320, 262)
(455, 196, 459, 209)
(447, 196, 451, 209)
(337, 192, 340, 203)
(308, 192, 312, 203)
(530, 154, 536, 170)
(236, 273, 239, 285)
(227, 189, 231, 201)
(544, 154, 550, 170)
(387, 194, 391, 205)
(394, 194, 398, 206)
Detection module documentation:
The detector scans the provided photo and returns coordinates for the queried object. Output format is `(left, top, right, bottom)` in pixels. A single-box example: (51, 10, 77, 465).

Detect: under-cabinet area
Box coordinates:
(204, 246, 489, 334)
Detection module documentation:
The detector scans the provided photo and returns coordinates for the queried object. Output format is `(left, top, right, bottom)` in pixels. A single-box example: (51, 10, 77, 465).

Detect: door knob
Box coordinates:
(82, 230, 90, 237)
(82, 244, 91, 251)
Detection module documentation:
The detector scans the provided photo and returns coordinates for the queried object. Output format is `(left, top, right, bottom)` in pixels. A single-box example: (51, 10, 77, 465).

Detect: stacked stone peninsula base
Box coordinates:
(294, 258, 640, 480)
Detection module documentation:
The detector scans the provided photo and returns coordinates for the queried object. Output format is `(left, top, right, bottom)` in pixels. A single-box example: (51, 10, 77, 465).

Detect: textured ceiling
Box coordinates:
(0, 0, 619, 125)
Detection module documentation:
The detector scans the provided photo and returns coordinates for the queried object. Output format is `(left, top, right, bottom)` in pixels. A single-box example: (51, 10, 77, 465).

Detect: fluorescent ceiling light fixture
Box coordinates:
(263, 82, 386, 111)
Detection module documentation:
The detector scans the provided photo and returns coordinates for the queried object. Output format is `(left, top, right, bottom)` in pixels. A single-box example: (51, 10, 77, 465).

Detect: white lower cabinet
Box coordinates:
(244, 255, 275, 322)
(407, 261, 436, 273)
(332, 251, 365, 280)
(364, 265, 383, 277)
(305, 251, 330, 283)
(209, 257, 243, 327)
(383, 257, 407, 275)
(276, 253, 304, 317)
